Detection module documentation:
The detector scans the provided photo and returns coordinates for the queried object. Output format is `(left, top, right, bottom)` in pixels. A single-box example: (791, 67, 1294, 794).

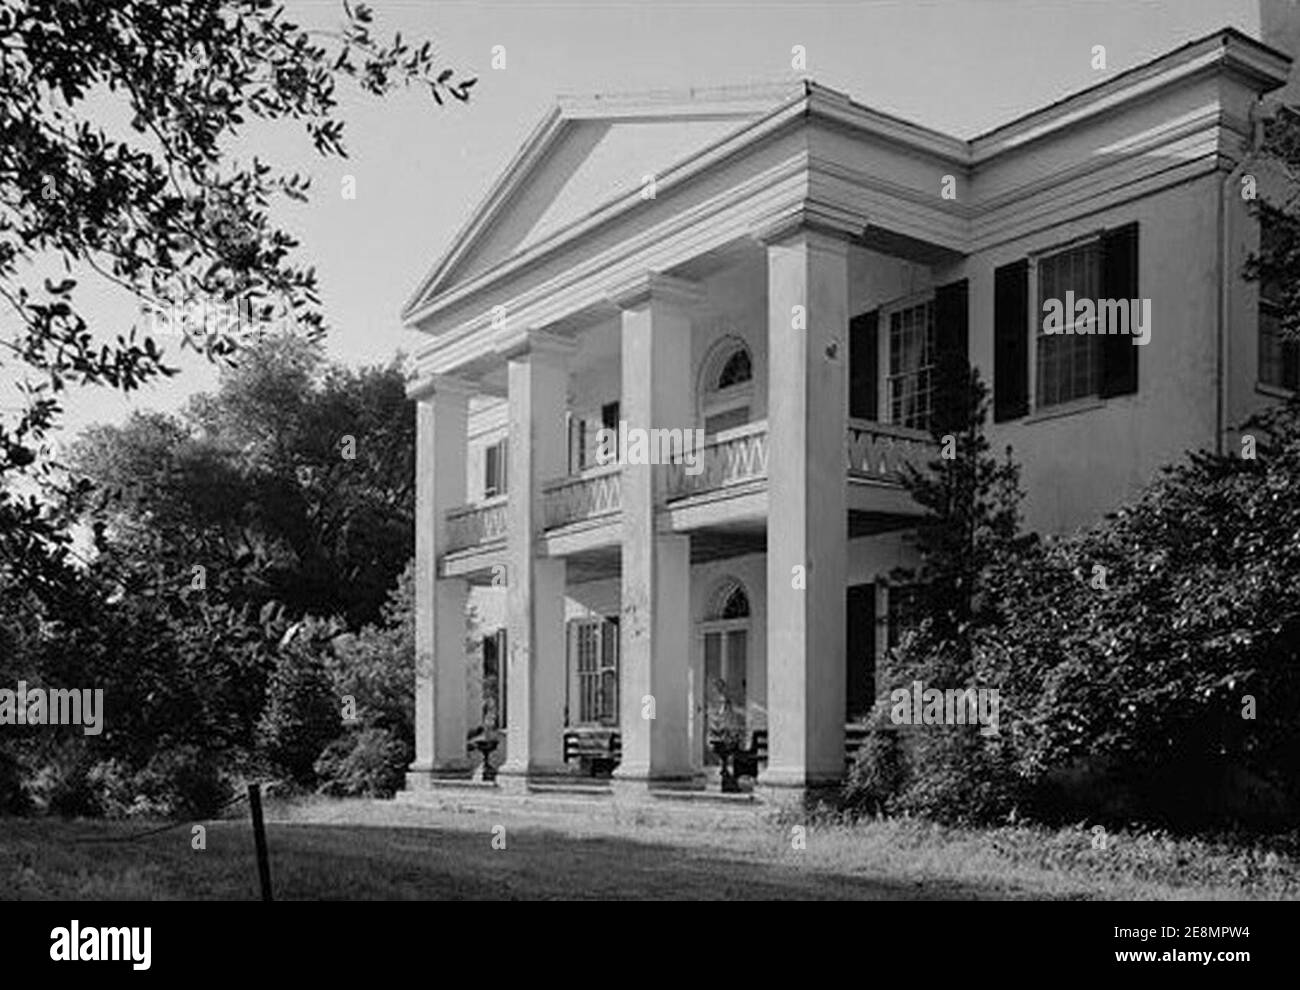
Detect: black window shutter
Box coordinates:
(498, 628, 508, 730)
(993, 260, 1030, 422)
(932, 278, 970, 434)
(1099, 222, 1139, 398)
(484, 442, 500, 496)
(849, 309, 879, 421)
(1286, 340, 1300, 391)
(934, 278, 969, 364)
(568, 414, 586, 473)
(601, 401, 620, 461)
(601, 401, 619, 431)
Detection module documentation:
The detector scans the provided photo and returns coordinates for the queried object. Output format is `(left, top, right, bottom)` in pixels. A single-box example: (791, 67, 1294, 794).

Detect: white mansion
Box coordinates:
(399, 27, 1295, 801)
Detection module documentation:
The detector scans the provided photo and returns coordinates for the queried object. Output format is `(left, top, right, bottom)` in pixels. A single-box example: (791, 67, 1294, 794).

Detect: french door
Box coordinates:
(701, 620, 748, 764)
(568, 617, 619, 726)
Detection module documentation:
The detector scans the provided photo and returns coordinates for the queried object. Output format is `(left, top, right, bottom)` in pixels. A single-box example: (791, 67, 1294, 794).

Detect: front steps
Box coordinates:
(395, 775, 767, 822)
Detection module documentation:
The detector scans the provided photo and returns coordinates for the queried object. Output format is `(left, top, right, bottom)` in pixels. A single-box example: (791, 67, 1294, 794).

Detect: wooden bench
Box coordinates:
(732, 729, 768, 779)
(844, 723, 872, 770)
(733, 726, 872, 777)
(558, 725, 871, 778)
(563, 727, 621, 775)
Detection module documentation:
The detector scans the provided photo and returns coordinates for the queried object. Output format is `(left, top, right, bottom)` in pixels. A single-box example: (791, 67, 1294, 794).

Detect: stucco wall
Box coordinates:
(968, 174, 1224, 535)
(461, 528, 919, 743)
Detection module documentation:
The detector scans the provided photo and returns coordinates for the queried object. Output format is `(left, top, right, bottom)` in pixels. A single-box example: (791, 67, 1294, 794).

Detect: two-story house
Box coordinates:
(399, 26, 1293, 803)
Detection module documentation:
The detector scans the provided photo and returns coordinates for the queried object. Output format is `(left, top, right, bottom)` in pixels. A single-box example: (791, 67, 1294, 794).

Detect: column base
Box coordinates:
(610, 766, 706, 803)
(405, 759, 475, 792)
(757, 766, 844, 813)
(495, 762, 577, 794)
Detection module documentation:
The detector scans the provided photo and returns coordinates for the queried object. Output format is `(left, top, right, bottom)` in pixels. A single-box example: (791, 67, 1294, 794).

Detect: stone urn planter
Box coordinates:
(468, 724, 500, 782)
(709, 735, 746, 792)
(706, 684, 747, 793)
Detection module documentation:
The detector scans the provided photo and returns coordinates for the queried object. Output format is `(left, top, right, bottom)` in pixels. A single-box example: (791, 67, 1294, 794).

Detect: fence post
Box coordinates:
(248, 783, 273, 902)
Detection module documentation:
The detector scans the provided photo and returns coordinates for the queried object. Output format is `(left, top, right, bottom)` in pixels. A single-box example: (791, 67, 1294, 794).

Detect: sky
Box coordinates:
(8, 0, 1270, 446)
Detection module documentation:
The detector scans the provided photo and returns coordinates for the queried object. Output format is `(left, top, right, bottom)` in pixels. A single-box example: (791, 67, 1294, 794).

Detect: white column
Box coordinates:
(688, 631, 705, 776)
(760, 219, 850, 791)
(611, 274, 697, 785)
(409, 375, 475, 782)
(500, 332, 573, 782)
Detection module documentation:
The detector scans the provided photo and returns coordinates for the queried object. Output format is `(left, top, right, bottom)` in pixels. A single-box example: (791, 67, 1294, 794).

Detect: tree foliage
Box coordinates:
(848, 370, 1031, 822)
(897, 366, 1029, 660)
(982, 395, 1300, 825)
(853, 378, 1300, 827)
(0, 0, 471, 584)
(68, 333, 415, 627)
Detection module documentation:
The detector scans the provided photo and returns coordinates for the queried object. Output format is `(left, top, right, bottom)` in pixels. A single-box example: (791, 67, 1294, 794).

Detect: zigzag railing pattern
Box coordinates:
(664, 421, 768, 500)
(445, 495, 509, 553)
(542, 465, 622, 529)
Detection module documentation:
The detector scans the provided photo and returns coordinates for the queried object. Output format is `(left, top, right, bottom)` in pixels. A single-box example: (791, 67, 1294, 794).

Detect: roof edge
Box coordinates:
(972, 26, 1291, 150)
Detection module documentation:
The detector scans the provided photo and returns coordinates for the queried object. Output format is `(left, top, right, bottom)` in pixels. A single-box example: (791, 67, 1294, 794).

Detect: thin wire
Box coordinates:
(67, 781, 288, 844)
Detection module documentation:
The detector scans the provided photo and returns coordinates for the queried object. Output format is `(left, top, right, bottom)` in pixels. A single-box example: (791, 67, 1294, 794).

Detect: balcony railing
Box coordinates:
(444, 495, 509, 553)
(543, 463, 622, 529)
(845, 419, 935, 482)
(442, 420, 932, 555)
(664, 420, 768, 500)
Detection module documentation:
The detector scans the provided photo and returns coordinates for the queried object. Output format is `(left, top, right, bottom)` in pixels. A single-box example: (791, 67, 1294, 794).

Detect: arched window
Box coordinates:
(717, 348, 752, 390)
(701, 576, 752, 765)
(705, 577, 750, 621)
(700, 336, 754, 436)
(719, 584, 749, 619)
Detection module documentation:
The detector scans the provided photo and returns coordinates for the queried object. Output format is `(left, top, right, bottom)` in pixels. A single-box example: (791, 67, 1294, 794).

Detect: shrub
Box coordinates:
(974, 395, 1300, 828)
(31, 742, 102, 818)
(322, 563, 414, 743)
(845, 726, 907, 817)
(895, 725, 1026, 824)
(133, 746, 232, 819)
(0, 743, 31, 815)
(314, 728, 411, 798)
(845, 687, 1027, 825)
(851, 369, 1033, 824)
(257, 622, 344, 784)
(84, 759, 155, 818)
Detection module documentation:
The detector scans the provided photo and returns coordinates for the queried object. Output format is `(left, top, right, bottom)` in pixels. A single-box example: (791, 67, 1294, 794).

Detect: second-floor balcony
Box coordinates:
(845, 419, 934, 482)
(445, 495, 509, 554)
(664, 420, 769, 501)
(543, 463, 622, 529)
(443, 419, 938, 558)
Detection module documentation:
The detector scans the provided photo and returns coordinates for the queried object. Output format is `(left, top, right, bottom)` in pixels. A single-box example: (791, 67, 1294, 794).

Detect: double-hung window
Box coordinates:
(1035, 239, 1101, 407)
(887, 299, 935, 430)
(1258, 213, 1298, 390)
(995, 222, 1138, 421)
(483, 438, 508, 498)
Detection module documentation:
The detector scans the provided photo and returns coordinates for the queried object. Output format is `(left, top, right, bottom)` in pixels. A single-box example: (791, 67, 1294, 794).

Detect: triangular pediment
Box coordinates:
(402, 83, 806, 321)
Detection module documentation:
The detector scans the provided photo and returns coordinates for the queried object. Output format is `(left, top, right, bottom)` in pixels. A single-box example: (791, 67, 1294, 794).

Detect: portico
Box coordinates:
(402, 105, 943, 800)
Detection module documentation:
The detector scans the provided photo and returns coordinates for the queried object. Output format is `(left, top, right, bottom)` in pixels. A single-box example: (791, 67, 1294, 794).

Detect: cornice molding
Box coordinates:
(404, 29, 1289, 332)
(750, 203, 866, 247)
(970, 31, 1288, 163)
(499, 328, 578, 362)
(410, 153, 810, 345)
(607, 272, 704, 311)
(406, 372, 478, 403)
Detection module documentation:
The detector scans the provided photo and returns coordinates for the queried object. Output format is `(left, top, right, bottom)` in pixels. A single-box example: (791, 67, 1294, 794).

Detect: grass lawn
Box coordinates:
(3, 796, 1299, 900)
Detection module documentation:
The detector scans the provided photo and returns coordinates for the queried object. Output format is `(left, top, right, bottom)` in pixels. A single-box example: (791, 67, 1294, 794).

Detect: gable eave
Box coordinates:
(402, 91, 821, 333)
(400, 103, 568, 321)
(970, 28, 1291, 162)
(401, 83, 820, 324)
(401, 82, 985, 333)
